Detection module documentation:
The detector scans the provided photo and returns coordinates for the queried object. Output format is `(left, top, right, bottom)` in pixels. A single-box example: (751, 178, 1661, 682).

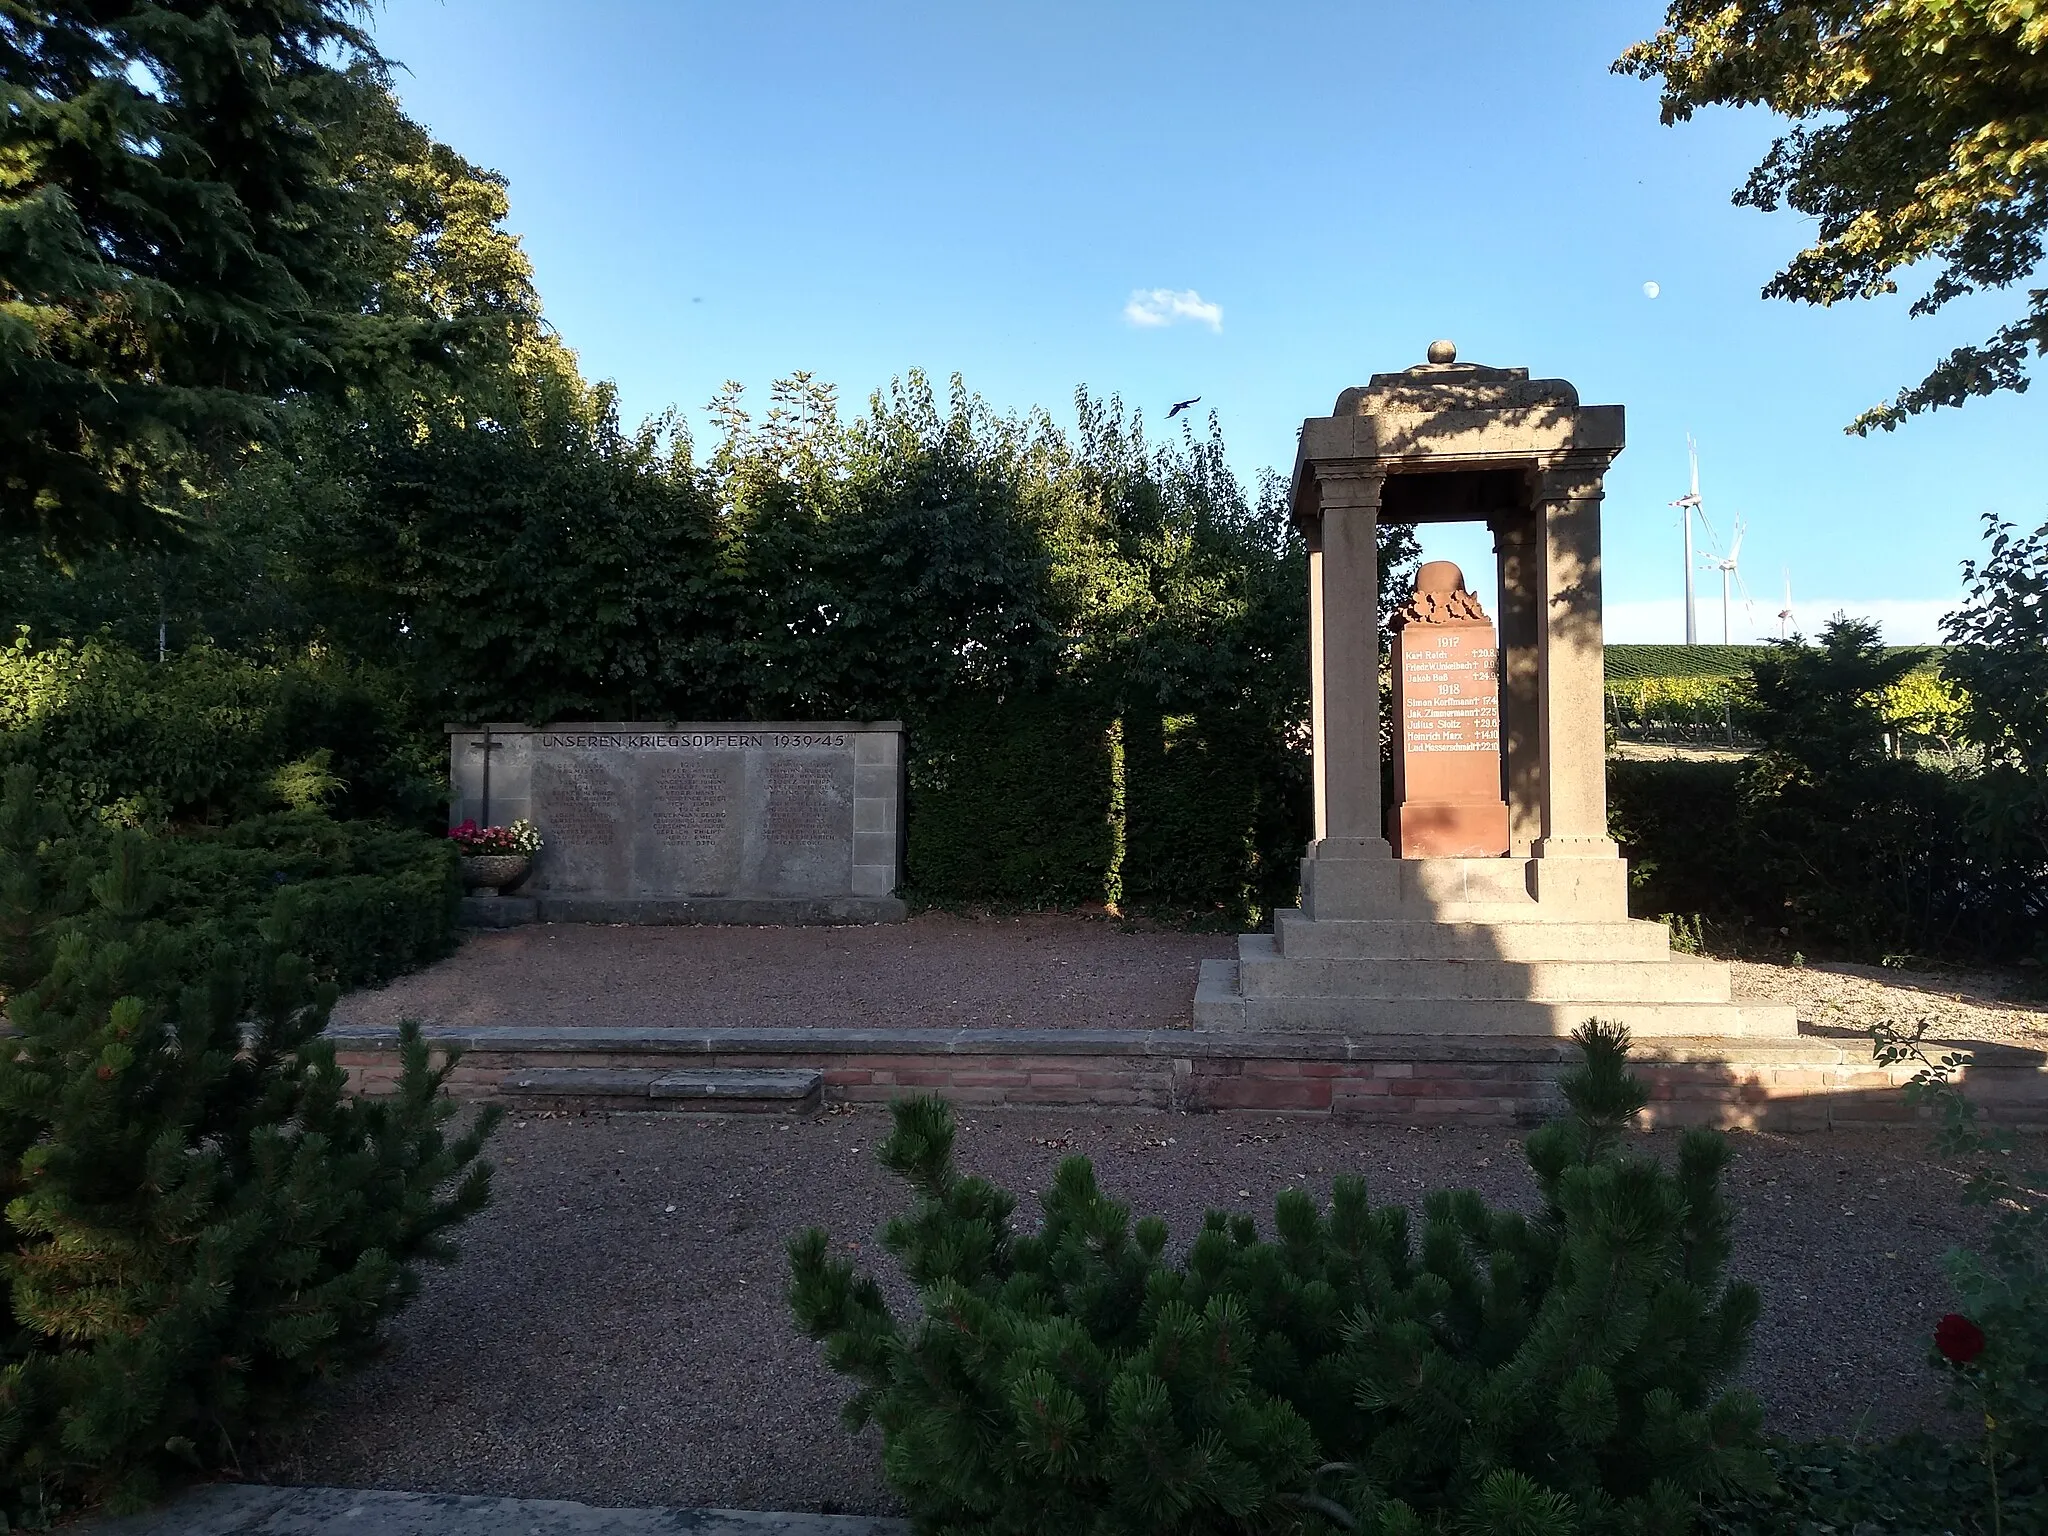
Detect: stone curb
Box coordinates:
(322, 1021, 2048, 1069)
(82, 1484, 908, 1535)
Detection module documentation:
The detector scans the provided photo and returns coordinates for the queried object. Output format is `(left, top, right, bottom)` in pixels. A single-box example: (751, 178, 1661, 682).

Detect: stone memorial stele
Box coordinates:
(446, 721, 905, 924)
(1195, 344, 1796, 1038)
(1390, 560, 1509, 859)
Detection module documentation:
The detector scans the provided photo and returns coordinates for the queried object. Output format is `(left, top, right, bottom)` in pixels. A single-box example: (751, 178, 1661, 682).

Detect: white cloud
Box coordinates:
(1603, 596, 1959, 646)
(1124, 287, 1223, 331)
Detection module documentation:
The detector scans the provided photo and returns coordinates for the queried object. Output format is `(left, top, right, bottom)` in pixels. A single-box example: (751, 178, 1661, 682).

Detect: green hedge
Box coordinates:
(1122, 708, 1309, 923)
(143, 812, 457, 991)
(905, 693, 1311, 925)
(1608, 759, 1748, 930)
(1608, 755, 2032, 961)
(905, 690, 1119, 907)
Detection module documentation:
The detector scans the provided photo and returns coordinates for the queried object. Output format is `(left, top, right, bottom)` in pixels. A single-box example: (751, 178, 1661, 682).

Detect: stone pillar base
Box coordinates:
(1299, 844, 1397, 922)
(1301, 855, 1628, 923)
(1527, 855, 1629, 919)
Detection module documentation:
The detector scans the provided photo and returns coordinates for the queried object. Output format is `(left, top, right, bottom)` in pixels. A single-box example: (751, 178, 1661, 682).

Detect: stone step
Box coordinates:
(502, 1066, 823, 1114)
(1237, 941, 1729, 1004)
(649, 1068, 824, 1112)
(1193, 959, 1796, 1038)
(1271, 909, 1673, 961)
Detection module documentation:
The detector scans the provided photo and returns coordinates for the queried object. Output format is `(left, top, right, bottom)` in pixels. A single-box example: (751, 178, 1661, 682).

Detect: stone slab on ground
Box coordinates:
(83, 1484, 906, 1535)
(502, 1068, 825, 1115)
(459, 896, 537, 928)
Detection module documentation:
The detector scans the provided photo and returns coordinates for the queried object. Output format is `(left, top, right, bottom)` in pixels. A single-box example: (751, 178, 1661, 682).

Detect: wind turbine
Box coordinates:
(1670, 437, 1704, 645)
(1711, 516, 1747, 644)
(1777, 569, 1794, 639)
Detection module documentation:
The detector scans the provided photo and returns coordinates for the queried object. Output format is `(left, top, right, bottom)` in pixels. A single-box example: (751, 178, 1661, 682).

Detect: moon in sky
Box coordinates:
(1643, 280, 1662, 299)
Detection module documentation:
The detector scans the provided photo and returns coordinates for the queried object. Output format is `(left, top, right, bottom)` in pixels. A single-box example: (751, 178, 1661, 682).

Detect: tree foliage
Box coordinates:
(0, 1, 544, 554)
(1613, 607, 2048, 963)
(1933, 520, 2048, 876)
(1618, 1, 2048, 430)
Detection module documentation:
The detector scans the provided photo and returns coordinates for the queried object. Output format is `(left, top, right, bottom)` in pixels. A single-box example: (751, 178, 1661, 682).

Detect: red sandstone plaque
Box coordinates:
(1390, 561, 1509, 858)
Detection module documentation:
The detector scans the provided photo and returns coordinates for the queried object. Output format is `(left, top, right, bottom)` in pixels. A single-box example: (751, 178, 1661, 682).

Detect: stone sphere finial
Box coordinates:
(1416, 560, 1465, 594)
(1426, 339, 1457, 364)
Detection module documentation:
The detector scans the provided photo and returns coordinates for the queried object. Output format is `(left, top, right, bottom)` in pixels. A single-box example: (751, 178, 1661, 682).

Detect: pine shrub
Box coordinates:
(790, 1024, 1770, 1535)
(0, 769, 499, 1522)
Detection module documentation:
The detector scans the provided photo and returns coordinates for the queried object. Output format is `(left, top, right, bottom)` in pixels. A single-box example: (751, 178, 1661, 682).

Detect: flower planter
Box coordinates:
(459, 853, 532, 894)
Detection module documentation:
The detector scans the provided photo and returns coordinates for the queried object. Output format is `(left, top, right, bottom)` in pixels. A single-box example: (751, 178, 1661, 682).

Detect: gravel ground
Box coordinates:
(334, 913, 2048, 1049)
(268, 1106, 2015, 1515)
(334, 914, 1235, 1033)
(1730, 956, 2048, 1048)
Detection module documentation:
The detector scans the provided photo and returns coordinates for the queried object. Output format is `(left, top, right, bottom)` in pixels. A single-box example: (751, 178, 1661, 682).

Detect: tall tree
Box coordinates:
(1619, 2, 2048, 432)
(0, 1, 461, 554)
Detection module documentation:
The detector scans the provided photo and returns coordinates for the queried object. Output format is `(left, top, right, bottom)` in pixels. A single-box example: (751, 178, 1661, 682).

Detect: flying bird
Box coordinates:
(1166, 396, 1201, 419)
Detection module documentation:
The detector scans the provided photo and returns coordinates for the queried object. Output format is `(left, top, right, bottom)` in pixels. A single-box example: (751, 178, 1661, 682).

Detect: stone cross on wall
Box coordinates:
(1390, 560, 1509, 858)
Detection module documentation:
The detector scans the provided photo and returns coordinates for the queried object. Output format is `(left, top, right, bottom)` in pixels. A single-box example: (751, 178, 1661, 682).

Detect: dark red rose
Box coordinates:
(1935, 1313, 1986, 1364)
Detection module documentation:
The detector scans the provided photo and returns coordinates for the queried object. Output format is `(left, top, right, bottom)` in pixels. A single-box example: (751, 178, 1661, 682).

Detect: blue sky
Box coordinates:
(369, 0, 2047, 643)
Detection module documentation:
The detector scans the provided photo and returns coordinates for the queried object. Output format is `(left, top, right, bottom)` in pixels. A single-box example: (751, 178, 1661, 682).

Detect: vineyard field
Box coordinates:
(1604, 643, 1942, 683)
(1604, 644, 1768, 682)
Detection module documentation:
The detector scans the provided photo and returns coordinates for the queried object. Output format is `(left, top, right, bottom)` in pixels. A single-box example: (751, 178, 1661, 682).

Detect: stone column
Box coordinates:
(1530, 458, 1625, 914)
(1299, 469, 1395, 921)
(1305, 520, 1330, 839)
(1310, 470, 1390, 854)
(1490, 511, 1542, 857)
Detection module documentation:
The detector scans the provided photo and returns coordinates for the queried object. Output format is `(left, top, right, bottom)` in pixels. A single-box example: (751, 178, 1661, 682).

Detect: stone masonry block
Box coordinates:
(854, 763, 898, 800)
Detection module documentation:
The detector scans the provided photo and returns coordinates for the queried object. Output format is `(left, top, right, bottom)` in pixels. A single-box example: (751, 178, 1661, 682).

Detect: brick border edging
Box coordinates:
(326, 1025, 2048, 1130)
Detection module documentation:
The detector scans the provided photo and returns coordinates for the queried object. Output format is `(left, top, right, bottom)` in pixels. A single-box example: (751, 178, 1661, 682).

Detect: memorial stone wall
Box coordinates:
(447, 721, 905, 923)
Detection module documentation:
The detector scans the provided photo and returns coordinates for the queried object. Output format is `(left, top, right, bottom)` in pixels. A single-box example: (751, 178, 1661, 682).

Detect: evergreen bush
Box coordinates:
(790, 1023, 1770, 1535)
(151, 813, 460, 992)
(0, 770, 498, 1522)
(0, 636, 441, 829)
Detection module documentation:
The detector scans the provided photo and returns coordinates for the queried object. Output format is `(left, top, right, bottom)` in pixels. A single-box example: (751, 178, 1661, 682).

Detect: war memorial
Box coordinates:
(335, 347, 2033, 1127)
(1192, 343, 1795, 1039)
(447, 720, 906, 925)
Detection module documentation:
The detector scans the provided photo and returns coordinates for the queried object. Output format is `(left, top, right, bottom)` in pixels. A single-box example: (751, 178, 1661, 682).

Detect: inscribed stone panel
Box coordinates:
(532, 757, 628, 893)
(756, 752, 853, 895)
(447, 722, 899, 905)
(639, 755, 745, 895)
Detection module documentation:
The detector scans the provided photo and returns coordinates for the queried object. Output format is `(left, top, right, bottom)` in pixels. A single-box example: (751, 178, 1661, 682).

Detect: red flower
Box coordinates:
(1935, 1313, 1986, 1364)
